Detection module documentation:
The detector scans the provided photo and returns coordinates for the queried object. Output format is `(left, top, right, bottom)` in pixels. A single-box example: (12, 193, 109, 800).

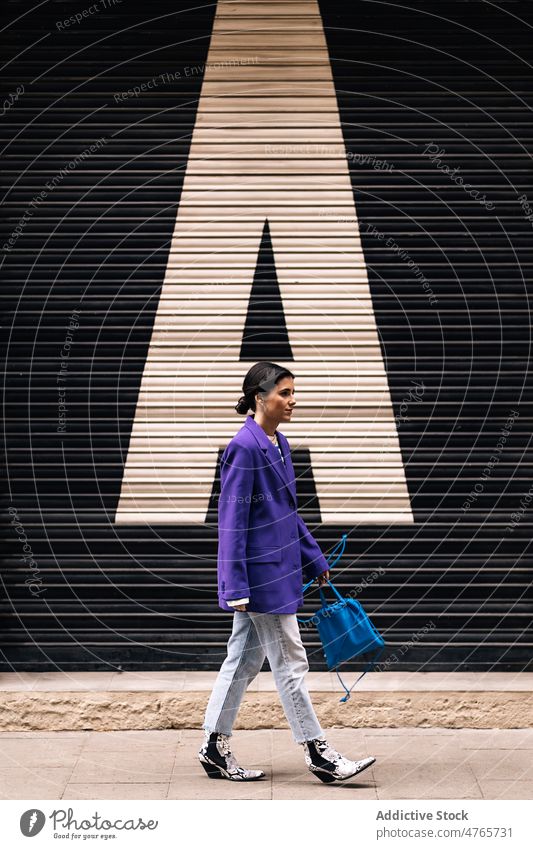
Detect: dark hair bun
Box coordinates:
(235, 394, 250, 415)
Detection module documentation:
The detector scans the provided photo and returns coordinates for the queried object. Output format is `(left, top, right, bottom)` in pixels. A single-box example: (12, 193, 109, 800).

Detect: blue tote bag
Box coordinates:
(299, 535, 386, 702)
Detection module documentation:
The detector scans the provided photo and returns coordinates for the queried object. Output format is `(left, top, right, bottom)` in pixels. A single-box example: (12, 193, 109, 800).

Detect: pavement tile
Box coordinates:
(479, 780, 533, 800)
(168, 774, 271, 800)
(0, 730, 89, 739)
(272, 768, 378, 799)
(82, 729, 180, 751)
(454, 729, 533, 749)
(361, 738, 450, 764)
(0, 737, 85, 768)
(364, 727, 459, 736)
(0, 767, 72, 799)
(464, 750, 533, 782)
(62, 782, 169, 800)
(376, 762, 483, 800)
(69, 749, 175, 784)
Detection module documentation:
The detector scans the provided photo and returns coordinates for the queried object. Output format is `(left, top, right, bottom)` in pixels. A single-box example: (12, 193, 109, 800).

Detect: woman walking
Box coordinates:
(198, 362, 376, 784)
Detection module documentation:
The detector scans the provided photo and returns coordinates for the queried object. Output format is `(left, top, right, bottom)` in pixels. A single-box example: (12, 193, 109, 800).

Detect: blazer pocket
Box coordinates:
(246, 545, 282, 563)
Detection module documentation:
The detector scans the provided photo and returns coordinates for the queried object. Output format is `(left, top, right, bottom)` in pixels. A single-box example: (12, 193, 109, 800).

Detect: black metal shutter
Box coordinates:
(1, 0, 532, 670)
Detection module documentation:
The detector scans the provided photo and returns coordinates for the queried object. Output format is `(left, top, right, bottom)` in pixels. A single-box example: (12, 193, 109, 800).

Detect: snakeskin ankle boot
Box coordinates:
(198, 731, 266, 781)
(302, 737, 376, 783)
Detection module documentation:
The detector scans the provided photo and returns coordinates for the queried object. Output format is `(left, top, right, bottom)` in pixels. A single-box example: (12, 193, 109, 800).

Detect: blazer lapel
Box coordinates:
(244, 415, 296, 507)
(277, 430, 298, 508)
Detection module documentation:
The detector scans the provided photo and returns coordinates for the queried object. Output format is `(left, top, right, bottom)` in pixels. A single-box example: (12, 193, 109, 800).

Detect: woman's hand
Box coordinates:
(234, 604, 247, 611)
(317, 569, 330, 587)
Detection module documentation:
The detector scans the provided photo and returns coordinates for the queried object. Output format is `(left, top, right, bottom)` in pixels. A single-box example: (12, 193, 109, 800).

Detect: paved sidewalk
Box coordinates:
(1, 727, 532, 800)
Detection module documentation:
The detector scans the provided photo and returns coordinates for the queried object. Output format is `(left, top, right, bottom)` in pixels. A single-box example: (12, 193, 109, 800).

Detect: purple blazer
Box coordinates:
(217, 414, 329, 613)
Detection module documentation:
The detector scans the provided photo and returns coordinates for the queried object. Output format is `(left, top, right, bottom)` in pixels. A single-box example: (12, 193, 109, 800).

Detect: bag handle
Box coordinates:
(301, 533, 347, 595)
(318, 577, 344, 607)
(298, 535, 347, 623)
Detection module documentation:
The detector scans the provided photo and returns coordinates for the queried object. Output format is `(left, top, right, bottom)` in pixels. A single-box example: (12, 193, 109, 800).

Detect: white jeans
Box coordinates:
(202, 611, 324, 744)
